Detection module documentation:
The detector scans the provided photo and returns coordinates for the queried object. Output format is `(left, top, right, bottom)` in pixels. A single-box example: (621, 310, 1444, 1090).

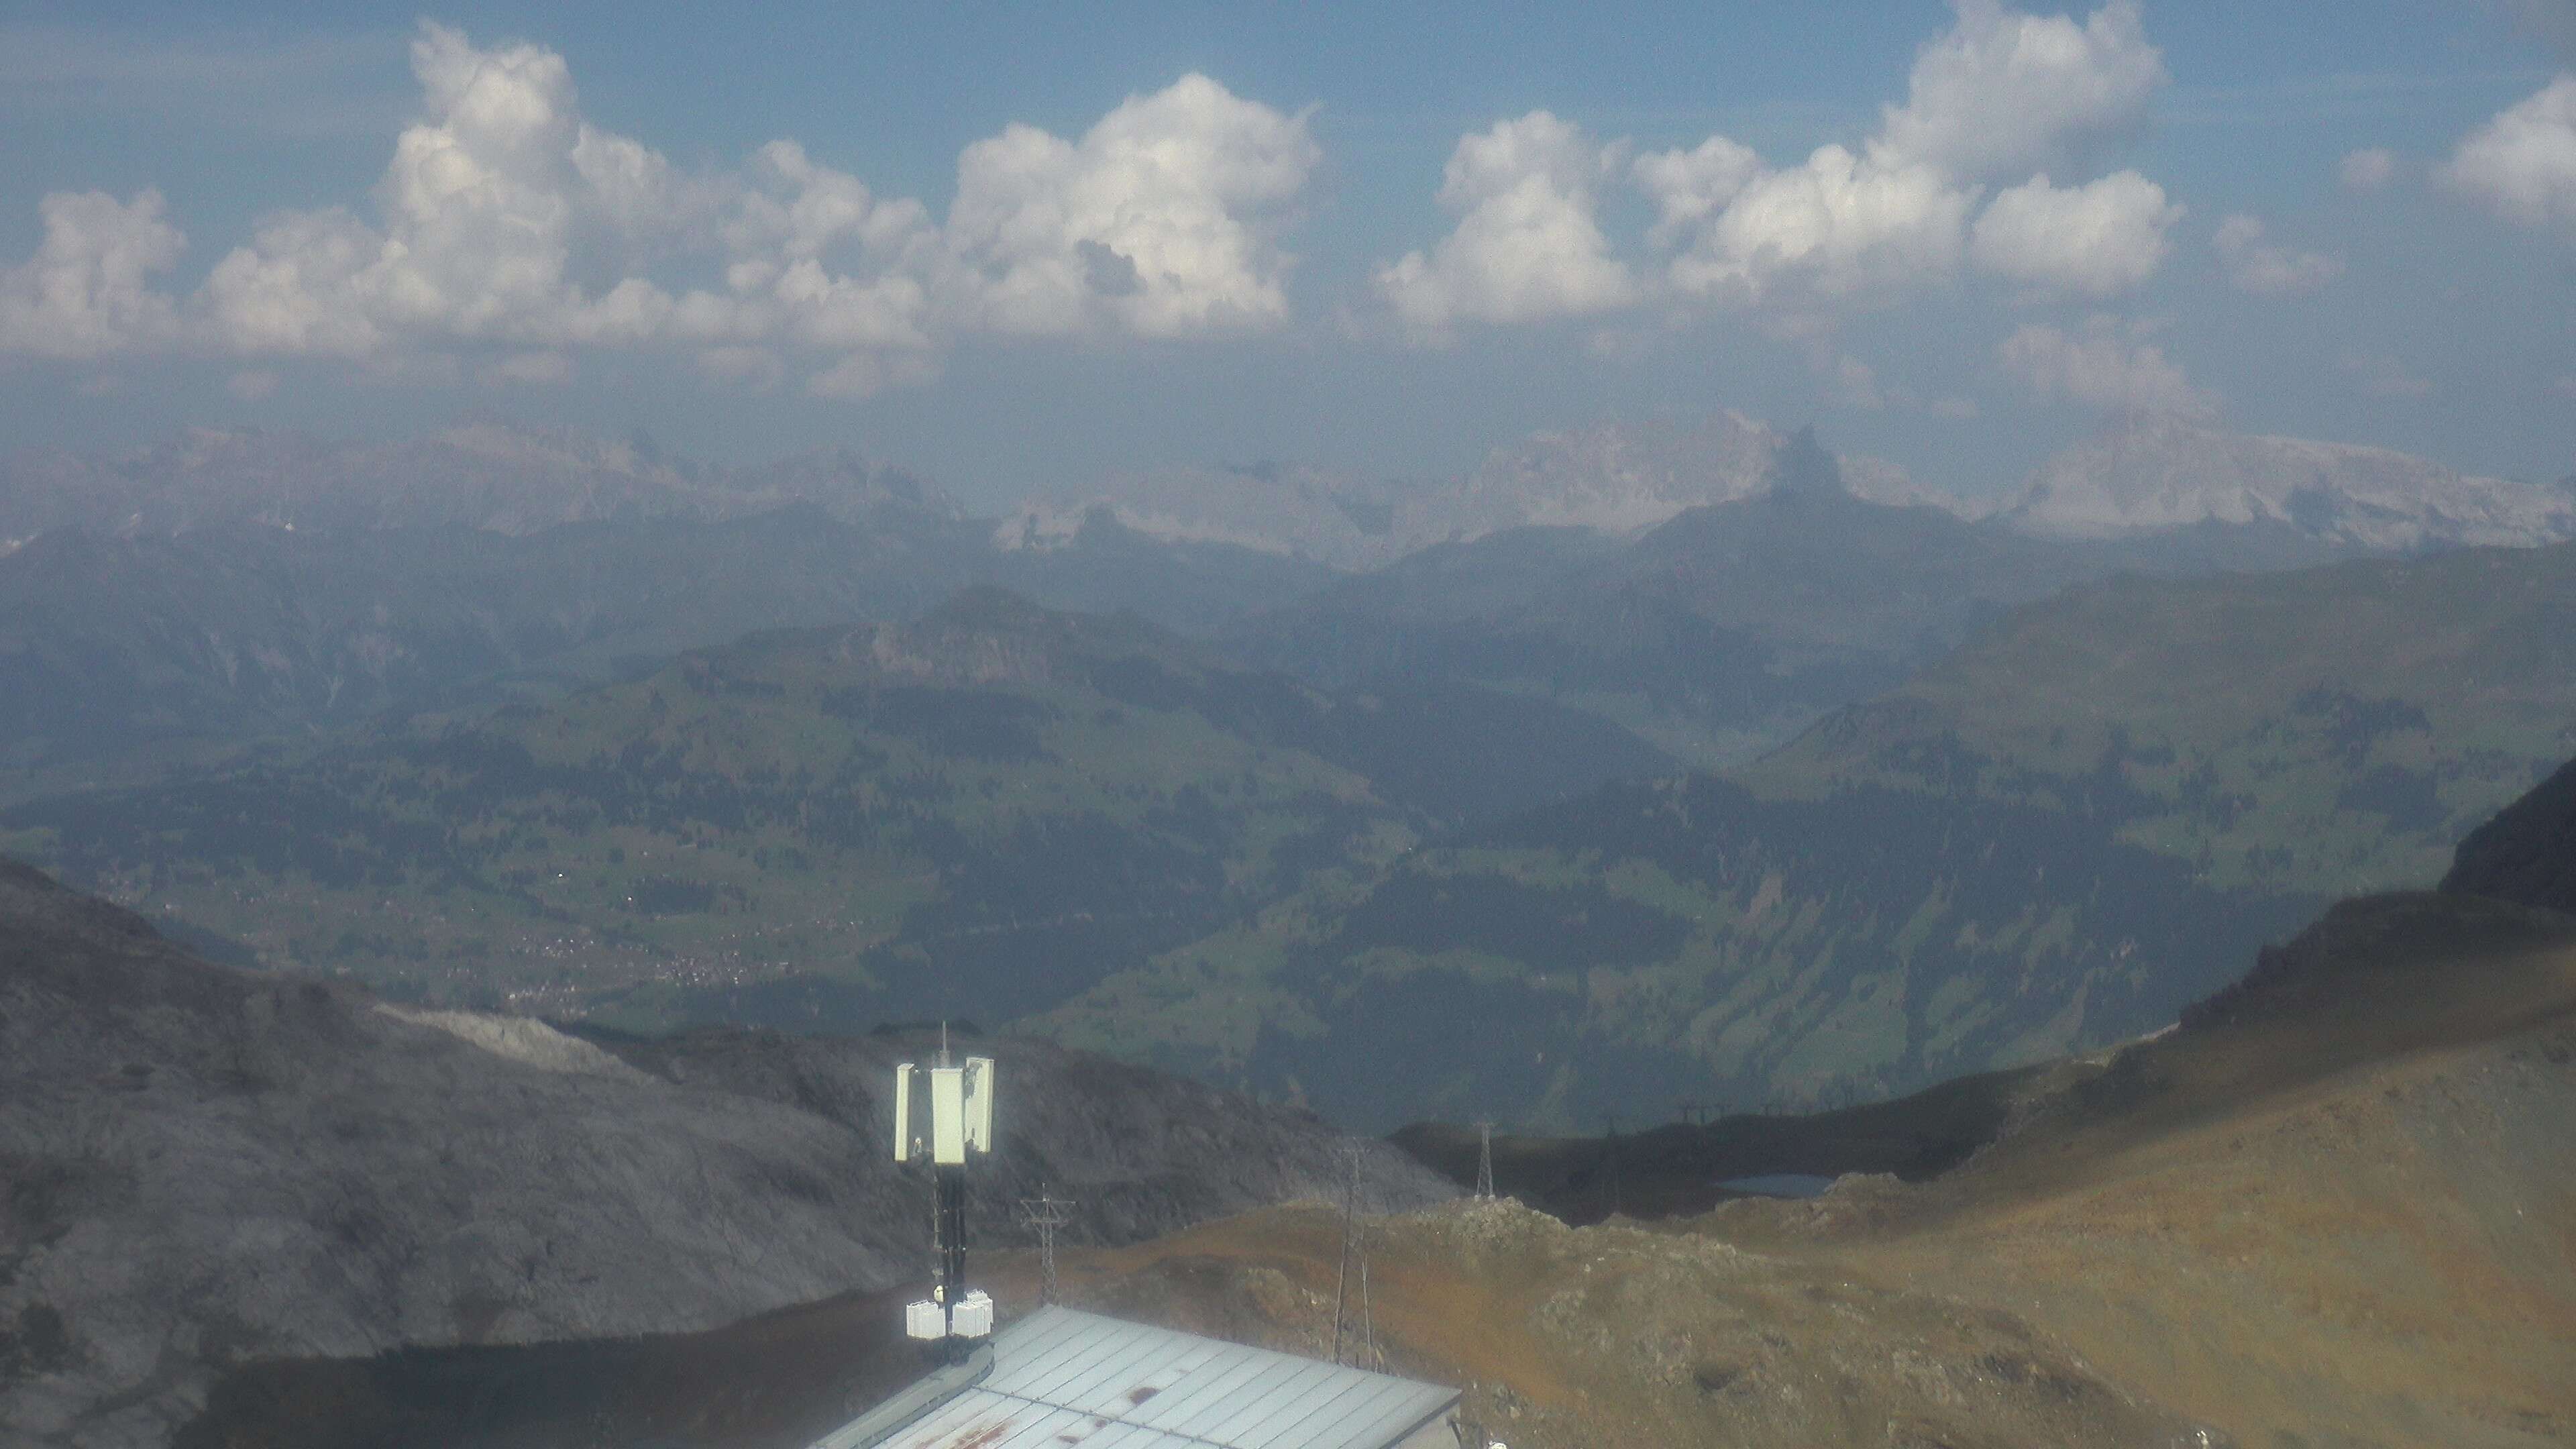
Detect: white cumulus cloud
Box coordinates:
(0, 25, 1322, 394)
(1375, 111, 1635, 337)
(2442, 72, 2576, 231)
(1668, 144, 1974, 303)
(2211, 214, 2344, 295)
(1970, 170, 2180, 295)
(1633, 135, 1763, 248)
(949, 73, 1320, 338)
(0, 189, 185, 359)
(1630, 0, 2170, 313)
(1997, 315, 2215, 417)
(201, 24, 692, 360)
(1872, 0, 2167, 181)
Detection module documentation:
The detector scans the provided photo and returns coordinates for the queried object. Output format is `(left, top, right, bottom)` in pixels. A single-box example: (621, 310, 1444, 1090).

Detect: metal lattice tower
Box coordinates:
(1015, 1183, 1077, 1305)
(1473, 1121, 1495, 1201)
(1330, 1142, 1366, 1366)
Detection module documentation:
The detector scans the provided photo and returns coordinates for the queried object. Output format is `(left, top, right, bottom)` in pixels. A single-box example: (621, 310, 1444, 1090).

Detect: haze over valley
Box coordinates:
(6, 2, 2576, 1444)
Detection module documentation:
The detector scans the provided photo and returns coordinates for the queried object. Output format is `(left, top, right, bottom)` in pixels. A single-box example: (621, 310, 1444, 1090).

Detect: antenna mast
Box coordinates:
(1473, 1120, 1495, 1201)
(894, 1042, 997, 1359)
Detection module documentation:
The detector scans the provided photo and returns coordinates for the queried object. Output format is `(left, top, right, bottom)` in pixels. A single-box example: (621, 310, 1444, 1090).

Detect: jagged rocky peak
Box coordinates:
(1438, 412, 1782, 538)
(1005, 411, 1980, 572)
(2003, 414, 2576, 549)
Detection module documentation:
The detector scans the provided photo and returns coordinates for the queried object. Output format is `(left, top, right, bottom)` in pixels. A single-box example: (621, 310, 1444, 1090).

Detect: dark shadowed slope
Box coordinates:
(2445, 752, 2576, 913)
(0, 858, 1448, 1449)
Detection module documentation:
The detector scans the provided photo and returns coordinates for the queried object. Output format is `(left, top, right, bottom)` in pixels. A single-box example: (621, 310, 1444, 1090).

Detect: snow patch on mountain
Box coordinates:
(2005, 417, 2575, 549)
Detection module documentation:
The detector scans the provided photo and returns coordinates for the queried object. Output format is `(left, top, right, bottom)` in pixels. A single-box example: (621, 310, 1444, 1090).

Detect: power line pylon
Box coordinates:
(1015, 1182, 1077, 1306)
(1331, 1142, 1366, 1365)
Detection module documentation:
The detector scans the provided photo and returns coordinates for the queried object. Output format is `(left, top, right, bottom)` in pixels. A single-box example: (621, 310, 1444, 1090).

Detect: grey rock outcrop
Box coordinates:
(0, 859, 1446, 1448)
(2003, 415, 2576, 549)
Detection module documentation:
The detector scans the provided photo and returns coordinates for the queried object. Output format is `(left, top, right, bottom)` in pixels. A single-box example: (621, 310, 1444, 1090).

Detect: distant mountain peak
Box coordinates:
(1768, 426, 1847, 498)
(2003, 417, 2576, 550)
(1006, 412, 1992, 572)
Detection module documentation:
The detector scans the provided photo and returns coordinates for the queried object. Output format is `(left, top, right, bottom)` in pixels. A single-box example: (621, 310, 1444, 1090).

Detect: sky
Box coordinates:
(1, 0, 2572, 510)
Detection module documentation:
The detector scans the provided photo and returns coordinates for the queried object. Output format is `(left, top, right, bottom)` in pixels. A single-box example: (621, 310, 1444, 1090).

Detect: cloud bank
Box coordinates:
(2443, 72, 2576, 233)
(0, 23, 1320, 395)
(1383, 0, 2184, 352)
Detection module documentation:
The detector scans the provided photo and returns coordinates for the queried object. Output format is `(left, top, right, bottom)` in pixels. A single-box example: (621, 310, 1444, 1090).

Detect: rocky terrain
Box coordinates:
(2002, 413, 2576, 549)
(1020, 412, 2572, 573)
(132, 744, 2576, 1449)
(994, 415, 1809, 573)
(0, 858, 1450, 1448)
(176, 853, 2576, 1447)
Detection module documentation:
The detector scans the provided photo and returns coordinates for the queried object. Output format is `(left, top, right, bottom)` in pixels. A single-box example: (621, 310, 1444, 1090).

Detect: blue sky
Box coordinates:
(2, 1, 2571, 508)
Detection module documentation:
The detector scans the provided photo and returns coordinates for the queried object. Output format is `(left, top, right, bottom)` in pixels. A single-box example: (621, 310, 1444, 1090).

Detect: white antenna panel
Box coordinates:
(892, 1062, 917, 1163)
(930, 1066, 967, 1163)
(963, 1057, 996, 1152)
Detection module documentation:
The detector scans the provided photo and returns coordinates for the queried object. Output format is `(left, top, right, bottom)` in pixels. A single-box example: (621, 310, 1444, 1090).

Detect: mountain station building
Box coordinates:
(810, 1305, 1466, 1449)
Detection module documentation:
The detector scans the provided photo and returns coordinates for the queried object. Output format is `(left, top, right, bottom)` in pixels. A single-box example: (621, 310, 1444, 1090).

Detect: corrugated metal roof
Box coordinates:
(831, 1306, 1457, 1449)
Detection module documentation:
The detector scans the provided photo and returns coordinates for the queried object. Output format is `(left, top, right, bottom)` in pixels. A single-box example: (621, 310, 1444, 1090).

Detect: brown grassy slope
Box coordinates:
(1053, 893, 2576, 1448)
(1832, 892, 2576, 1448)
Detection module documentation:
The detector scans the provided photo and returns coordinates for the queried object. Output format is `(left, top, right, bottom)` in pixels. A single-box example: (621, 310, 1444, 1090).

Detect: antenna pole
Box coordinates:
(1473, 1121, 1495, 1201)
(896, 1050, 996, 1358)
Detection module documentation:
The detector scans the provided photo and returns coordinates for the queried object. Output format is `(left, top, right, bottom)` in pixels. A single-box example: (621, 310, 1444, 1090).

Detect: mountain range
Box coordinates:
(1044, 539, 2576, 1129)
(7, 410, 2573, 1132)
(1012, 412, 2572, 569)
(7, 411, 2563, 802)
(2004, 413, 2576, 548)
(0, 589, 1670, 1026)
(0, 502, 1340, 804)
(1225, 429, 2380, 767)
